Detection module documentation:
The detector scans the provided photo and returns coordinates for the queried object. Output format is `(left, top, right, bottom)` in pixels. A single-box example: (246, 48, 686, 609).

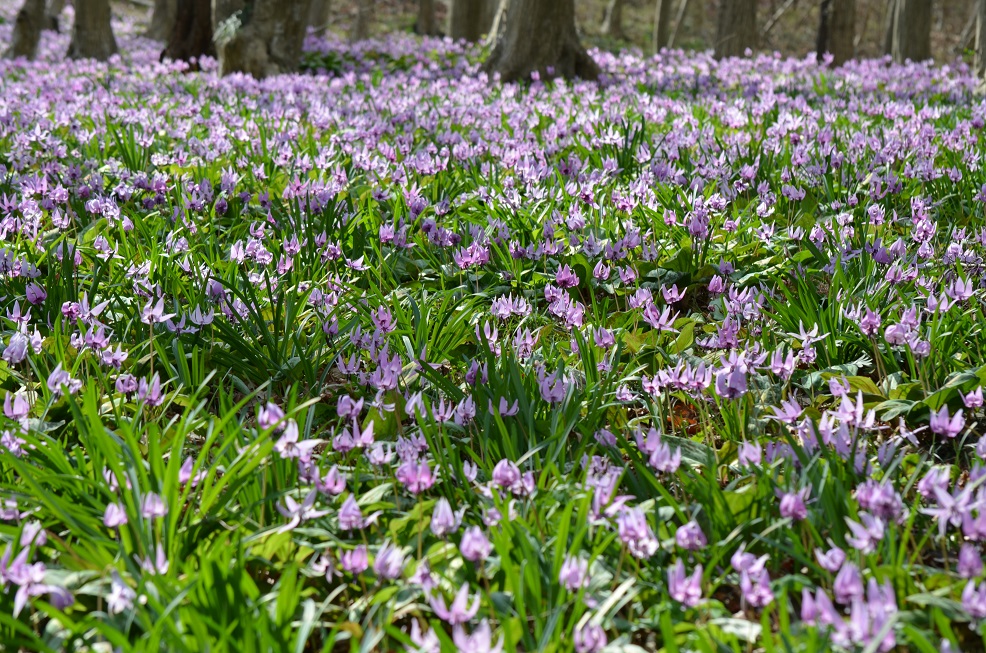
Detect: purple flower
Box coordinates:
(675, 520, 707, 550)
(276, 489, 329, 533)
(929, 405, 965, 438)
(340, 546, 369, 574)
(739, 568, 774, 608)
(452, 620, 503, 653)
(104, 503, 128, 528)
(140, 493, 167, 519)
(668, 559, 703, 607)
(616, 507, 659, 559)
(964, 387, 984, 409)
(959, 543, 983, 579)
(559, 555, 589, 591)
(814, 545, 846, 573)
(833, 562, 864, 604)
(428, 584, 480, 624)
(779, 488, 809, 521)
(430, 497, 464, 538)
(373, 541, 406, 580)
(460, 526, 492, 562)
(573, 622, 607, 653)
(963, 580, 986, 619)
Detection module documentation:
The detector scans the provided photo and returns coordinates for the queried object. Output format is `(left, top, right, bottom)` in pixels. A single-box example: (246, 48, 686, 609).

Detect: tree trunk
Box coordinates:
(46, 0, 65, 31)
(449, 0, 484, 41)
(308, 0, 331, 30)
(146, 0, 178, 40)
(818, 0, 854, 65)
(715, 0, 756, 58)
(886, 0, 931, 62)
(214, 0, 313, 77)
(67, 0, 118, 61)
(976, 0, 986, 78)
(349, 0, 371, 41)
(417, 0, 437, 34)
(163, 0, 214, 64)
(651, 0, 671, 52)
(483, 0, 599, 82)
(5, 0, 46, 60)
(601, 0, 624, 40)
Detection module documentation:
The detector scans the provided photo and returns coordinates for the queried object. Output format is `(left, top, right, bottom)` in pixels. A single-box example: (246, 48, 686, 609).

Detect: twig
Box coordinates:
(761, 0, 798, 39)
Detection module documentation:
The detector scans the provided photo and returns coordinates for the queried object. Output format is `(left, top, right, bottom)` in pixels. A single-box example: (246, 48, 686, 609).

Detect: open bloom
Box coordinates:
(428, 584, 480, 625)
(668, 559, 703, 607)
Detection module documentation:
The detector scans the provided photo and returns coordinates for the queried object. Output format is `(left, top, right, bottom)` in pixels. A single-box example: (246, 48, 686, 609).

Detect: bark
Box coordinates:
(817, 0, 854, 65)
(46, 0, 65, 31)
(651, 0, 671, 52)
(886, 0, 931, 62)
(449, 0, 493, 41)
(600, 0, 624, 40)
(483, 0, 599, 82)
(214, 0, 313, 77)
(416, 0, 437, 35)
(349, 0, 371, 41)
(715, 0, 756, 58)
(976, 0, 986, 78)
(308, 0, 331, 30)
(5, 0, 47, 60)
(67, 0, 118, 61)
(146, 0, 178, 40)
(162, 0, 214, 64)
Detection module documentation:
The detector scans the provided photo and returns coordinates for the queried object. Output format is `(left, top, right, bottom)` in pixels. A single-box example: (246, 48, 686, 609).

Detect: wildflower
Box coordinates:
(668, 559, 703, 607)
(833, 562, 864, 604)
(959, 543, 983, 579)
(616, 507, 659, 559)
(373, 541, 406, 580)
(140, 493, 167, 519)
(573, 622, 607, 653)
(104, 503, 128, 528)
(929, 405, 965, 438)
(106, 572, 136, 615)
(779, 488, 809, 521)
(340, 546, 369, 574)
(460, 526, 492, 562)
(276, 489, 329, 533)
(408, 620, 441, 653)
(429, 584, 480, 624)
(430, 497, 464, 538)
(452, 620, 503, 653)
(675, 521, 707, 550)
(559, 555, 589, 591)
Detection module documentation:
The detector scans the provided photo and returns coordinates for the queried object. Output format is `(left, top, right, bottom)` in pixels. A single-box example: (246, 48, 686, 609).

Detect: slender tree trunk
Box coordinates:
(5, 0, 47, 60)
(601, 0, 624, 40)
(715, 0, 756, 58)
(886, 0, 930, 62)
(163, 0, 214, 64)
(46, 0, 65, 31)
(308, 0, 331, 30)
(449, 0, 487, 41)
(67, 0, 118, 61)
(818, 0, 854, 65)
(214, 0, 313, 77)
(976, 0, 986, 78)
(651, 0, 671, 52)
(483, 0, 599, 82)
(417, 0, 437, 35)
(349, 0, 372, 41)
(146, 0, 178, 40)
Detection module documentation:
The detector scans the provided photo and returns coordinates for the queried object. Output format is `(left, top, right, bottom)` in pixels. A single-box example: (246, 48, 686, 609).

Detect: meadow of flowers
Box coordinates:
(3, 7, 986, 652)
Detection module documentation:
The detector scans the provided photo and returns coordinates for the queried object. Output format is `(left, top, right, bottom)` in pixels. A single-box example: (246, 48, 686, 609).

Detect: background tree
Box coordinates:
(715, 0, 756, 58)
(885, 0, 930, 62)
(349, 0, 372, 41)
(146, 0, 178, 40)
(5, 0, 46, 60)
(817, 0, 855, 65)
(449, 0, 494, 41)
(483, 0, 599, 82)
(308, 0, 332, 31)
(214, 0, 313, 77)
(600, 0, 624, 40)
(976, 0, 986, 80)
(416, 0, 437, 35)
(651, 0, 671, 52)
(162, 0, 214, 64)
(67, 0, 118, 61)
(46, 0, 65, 31)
